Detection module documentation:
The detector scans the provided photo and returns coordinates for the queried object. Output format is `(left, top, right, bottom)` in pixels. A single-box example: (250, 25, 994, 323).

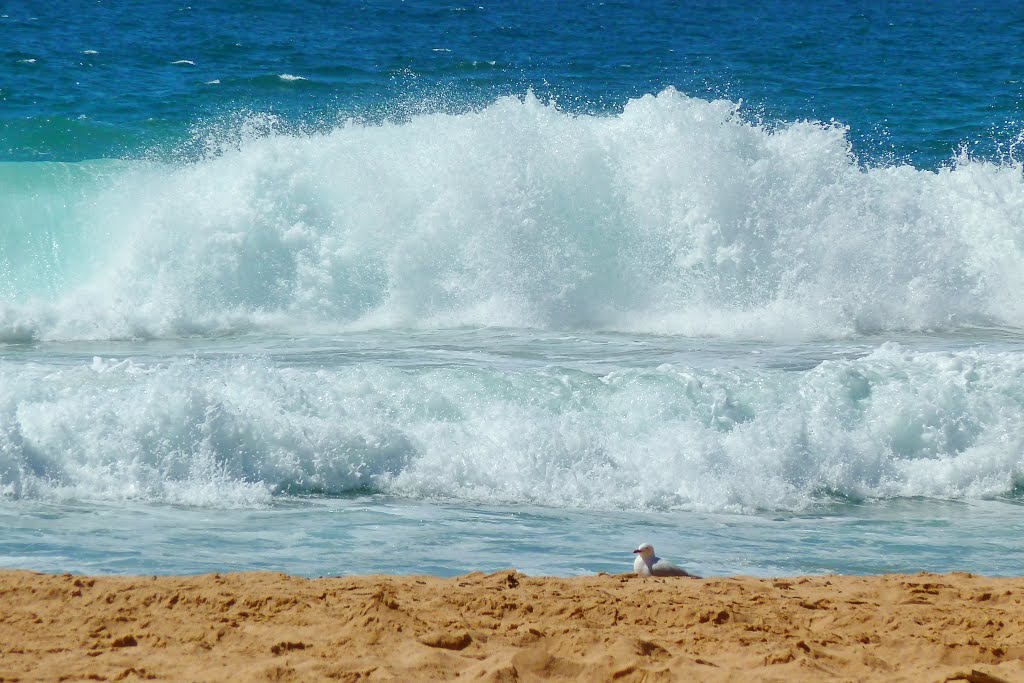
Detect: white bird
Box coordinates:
(632, 543, 699, 578)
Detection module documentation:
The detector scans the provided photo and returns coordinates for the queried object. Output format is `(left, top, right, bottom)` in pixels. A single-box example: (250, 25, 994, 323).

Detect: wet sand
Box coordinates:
(0, 569, 1021, 681)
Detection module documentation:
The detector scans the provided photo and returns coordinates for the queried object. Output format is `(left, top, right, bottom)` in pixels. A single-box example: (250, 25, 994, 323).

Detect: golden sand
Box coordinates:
(0, 569, 1021, 681)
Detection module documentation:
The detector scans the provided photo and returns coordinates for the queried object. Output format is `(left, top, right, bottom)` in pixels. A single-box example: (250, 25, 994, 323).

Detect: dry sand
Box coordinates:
(0, 569, 1022, 682)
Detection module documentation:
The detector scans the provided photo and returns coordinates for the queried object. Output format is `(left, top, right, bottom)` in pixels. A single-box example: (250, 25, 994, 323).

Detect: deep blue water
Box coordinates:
(1, 1, 1023, 577)
(5, 1, 1024, 165)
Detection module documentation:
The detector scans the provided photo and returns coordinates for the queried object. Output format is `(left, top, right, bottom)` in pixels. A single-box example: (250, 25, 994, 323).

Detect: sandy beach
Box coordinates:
(0, 569, 1021, 682)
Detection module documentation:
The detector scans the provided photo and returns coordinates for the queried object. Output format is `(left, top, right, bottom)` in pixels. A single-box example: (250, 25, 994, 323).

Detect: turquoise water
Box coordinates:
(3, 496, 1022, 578)
(2, 1, 1023, 577)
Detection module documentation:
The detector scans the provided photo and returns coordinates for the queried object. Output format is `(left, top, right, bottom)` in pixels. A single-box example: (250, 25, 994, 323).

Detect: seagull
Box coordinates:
(632, 543, 699, 578)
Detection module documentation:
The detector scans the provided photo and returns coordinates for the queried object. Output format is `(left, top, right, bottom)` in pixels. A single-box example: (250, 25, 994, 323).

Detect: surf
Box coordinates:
(3, 89, 1024, 343)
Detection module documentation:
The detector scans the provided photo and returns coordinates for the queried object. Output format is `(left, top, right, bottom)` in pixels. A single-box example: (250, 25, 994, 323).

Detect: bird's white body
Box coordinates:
(632, 543, 697, 577)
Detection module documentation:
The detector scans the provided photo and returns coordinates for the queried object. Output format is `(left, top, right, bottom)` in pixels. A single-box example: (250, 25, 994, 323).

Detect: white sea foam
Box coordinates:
(278, 73, 306, 81)
(3, 89, 1024, 343)
(0, 342, 1021, 510)
(171, 59, 195, 65)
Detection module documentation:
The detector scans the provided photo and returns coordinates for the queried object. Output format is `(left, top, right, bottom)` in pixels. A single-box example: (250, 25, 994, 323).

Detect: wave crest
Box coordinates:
(3, 89, 1024, 342)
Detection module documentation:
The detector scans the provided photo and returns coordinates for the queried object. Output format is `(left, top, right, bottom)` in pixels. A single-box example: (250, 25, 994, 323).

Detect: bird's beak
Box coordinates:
(632, 549, 641, 554)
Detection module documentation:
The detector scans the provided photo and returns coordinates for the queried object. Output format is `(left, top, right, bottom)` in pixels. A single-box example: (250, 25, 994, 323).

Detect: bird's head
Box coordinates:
(633, 543, 655, 560)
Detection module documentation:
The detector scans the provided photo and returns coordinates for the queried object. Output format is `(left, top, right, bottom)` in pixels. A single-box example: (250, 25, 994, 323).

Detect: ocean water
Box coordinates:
(2, 1, 1023, 578)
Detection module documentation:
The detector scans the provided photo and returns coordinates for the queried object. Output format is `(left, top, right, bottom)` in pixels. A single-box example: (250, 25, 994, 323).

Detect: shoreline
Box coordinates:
(0, 569, 1021, 682)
